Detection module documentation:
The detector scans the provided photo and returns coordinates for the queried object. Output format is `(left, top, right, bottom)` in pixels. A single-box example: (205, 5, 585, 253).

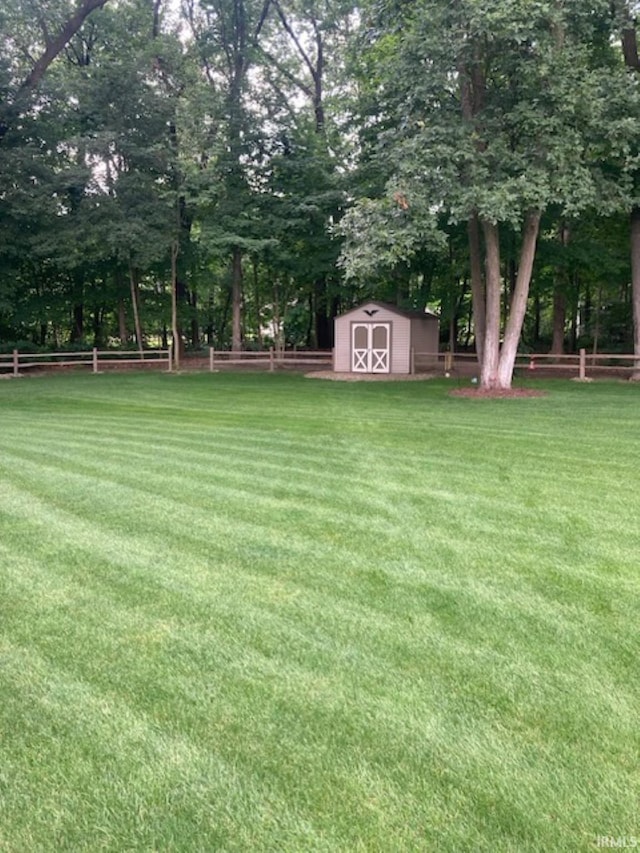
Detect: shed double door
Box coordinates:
(352, 322, 390, 373)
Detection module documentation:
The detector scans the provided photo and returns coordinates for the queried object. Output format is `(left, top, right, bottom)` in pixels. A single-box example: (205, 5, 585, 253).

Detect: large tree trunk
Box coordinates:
(480, 220, 502, 388)
(467, 214, 485, 365)
(496, 211, 541, 388)
(231, 248, 243, 353)
(631, 207, 640, 379)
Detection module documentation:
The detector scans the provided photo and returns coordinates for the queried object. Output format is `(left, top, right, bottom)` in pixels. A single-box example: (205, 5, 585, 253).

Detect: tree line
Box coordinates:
(1, 0, 639, 387)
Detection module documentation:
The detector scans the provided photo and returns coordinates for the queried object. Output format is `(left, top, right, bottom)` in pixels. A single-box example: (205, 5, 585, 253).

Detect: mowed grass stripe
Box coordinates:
(2, 429, 637, 602)
(0, 641, 353, 852)
(1, 373, 639, 850)
(2, 531, 635, 851)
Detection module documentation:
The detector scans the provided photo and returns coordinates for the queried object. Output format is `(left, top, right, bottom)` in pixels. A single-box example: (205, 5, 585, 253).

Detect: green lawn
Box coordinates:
(0, 372, 638, 851)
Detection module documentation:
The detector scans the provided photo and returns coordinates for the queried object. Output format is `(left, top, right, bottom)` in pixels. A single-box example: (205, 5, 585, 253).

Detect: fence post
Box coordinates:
(579, 348, 586, 381)
(209, 346, 214, 372)
(269, 347, 275, 372)
(168, 344, 173, 373)
(410, 347, 415, 375)
(93, 347, 98, 374)
(13, 349, 19, 377)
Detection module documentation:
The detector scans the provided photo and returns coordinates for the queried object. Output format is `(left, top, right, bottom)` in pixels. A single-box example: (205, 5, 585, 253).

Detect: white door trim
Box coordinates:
(351, 322, 390, 373)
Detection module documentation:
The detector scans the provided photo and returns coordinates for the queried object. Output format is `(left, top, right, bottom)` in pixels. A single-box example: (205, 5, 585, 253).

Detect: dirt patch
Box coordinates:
(450, 386, 547, 398)
(306, 370, 436, 382)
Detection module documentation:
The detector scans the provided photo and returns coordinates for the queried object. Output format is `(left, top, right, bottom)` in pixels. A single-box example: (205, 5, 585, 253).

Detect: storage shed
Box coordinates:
(333, 301, 439, 374)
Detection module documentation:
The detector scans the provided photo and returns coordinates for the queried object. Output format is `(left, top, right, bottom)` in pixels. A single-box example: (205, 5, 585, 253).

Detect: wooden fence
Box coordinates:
(0, 348, 171, 376)
(0, 346, 333, 376)
(202, 348, 332, 371)
(2, 346, 637, 379)
(416, 349, 640, 379)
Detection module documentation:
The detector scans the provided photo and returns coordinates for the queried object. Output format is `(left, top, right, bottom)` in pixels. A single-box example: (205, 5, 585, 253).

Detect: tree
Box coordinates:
(0, 0, 112, 141)
(185, 0, 272, 351)
(341, 0, 634, 389)
(259, 0, 354, 346)
(611, 0, 640, 378)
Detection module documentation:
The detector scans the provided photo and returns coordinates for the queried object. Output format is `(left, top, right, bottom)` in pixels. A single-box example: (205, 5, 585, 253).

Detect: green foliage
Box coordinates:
(0, 0, 639, 354)
(343, 0, 639, 267)
(339, 191, 446, 280)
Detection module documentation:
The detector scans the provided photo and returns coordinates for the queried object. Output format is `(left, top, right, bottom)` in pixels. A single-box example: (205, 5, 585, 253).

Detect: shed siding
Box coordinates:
(334, 302, 439, 373)
(335, 303, 412, 373)
(410, 317, 439, 365)
(390, 315, 411, 373)
(334, 314, 351, 371)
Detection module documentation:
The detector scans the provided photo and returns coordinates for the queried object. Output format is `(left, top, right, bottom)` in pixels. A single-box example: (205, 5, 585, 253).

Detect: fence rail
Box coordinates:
(416, 349, 640, 379)
(0, 348, 171, 376)
(2, 346, 637, 379)
(203, 348, 332, 372)
(0, 346, 333, 376)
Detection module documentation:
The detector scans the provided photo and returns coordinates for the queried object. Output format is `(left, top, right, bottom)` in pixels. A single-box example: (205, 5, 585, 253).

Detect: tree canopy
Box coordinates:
(1, 0, 639, 386)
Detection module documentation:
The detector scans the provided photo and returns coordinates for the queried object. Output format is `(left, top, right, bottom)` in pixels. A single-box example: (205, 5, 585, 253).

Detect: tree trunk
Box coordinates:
(467, 214, 485, 365)
(190, 290, 199, 348)
(533, 291, 541, 347)
(171, 240, 180, 368)
(314, 276, 333, 349)
(550, 287, 567, 355)
(480, 220, 501, 388)
(272, 279, 282, 351)
(71, 303, 84, 343)
(449, 312, 457, 354)
(550, 222, 570, 355)
(497, 211, 541, 388)
(306, 292, 314, 348)
(631, 207, 640, 379)
(218, 287, 231, 347)
(93, 306, 105, 348)
(231, 247, 243, 352)
(253, 256, 263, 347)
(593, 285, 602, 357)
(117, 298, 128, 344)
(129, 264, 144, 356)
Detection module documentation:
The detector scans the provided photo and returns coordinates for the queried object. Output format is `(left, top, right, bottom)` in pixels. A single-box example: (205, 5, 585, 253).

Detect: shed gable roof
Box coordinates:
(337, 301, 438, 321)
